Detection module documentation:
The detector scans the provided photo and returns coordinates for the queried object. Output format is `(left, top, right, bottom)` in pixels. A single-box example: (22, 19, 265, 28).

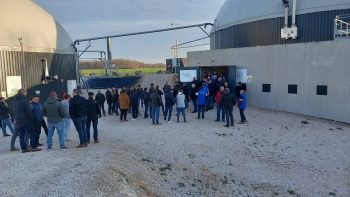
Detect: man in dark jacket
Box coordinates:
(190, 83, 198, 113)
(130, 90, 139, 119)
(143, 88, 149, 118)
(163, 81, 171, 95)
(42, 91, 68, 150)
(112, 88, 119, 116)
(105, 88, 113, 115)
(208, 80, 216, 110)
(86, 92, 101, 143)
(149, 89, 162, 125)
(156, 85, 164, 116)
(164, 89, 175, 122)
(31, 95, 44, 146)
(220, 88, 235, 127)
(95, 90, 106, 117)
(215, 86, 225, 122)
(0, 97, 13, 137)
(12, 89, 41, 153)
(70, 89, 88, 148)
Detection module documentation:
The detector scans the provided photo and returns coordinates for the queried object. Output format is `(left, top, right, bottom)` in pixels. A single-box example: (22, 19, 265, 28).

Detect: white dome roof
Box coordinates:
(0, 0, 74, 54)
(214, 0, 350, 31)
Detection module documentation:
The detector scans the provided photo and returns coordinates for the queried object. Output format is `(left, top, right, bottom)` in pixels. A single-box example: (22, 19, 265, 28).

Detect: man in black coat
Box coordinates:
(143, 88, 149, 119)
(190, 83, 198, 113)
(86, 92, 101, 143)
(95, 90, 106, 116)
(220, 88, 236, 127)
(69, 89, 88, 148)
(12, 89, 42, 153)
(105, 88, 113, 115)
(130, 90, 139, 119)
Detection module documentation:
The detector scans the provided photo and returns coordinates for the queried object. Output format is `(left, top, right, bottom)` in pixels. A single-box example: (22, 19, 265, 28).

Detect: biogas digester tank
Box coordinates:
(0, 0, 76, 97)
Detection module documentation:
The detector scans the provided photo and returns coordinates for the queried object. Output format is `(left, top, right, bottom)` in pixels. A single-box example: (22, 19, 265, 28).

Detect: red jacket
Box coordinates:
(215, 91, 224, 105)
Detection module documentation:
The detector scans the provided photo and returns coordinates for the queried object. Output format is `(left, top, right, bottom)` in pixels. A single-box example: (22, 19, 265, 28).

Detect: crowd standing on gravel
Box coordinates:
(0, 72, 247, 153)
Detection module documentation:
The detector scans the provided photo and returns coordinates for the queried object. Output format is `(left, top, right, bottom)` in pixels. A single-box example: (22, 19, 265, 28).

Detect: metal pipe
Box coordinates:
(292, 0, 297, 27)
(74, 23, 213, 45)
(171, 36, 208, 49)
(77, 50, 106, 54)
(284, 5, 289, 27)
(106, 38, 112, 62)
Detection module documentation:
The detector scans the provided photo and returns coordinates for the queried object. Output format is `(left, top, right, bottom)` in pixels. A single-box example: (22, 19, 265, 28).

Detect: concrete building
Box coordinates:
(188, 0, 350, 123)
(0, 0, 76, 98)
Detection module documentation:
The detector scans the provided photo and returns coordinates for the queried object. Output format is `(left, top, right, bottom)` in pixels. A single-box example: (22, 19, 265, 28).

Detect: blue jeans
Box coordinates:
(63, 118, 71, 140)
(17, 122, 37, 150)
(114, 102, 119, 115)
(144, 103, 149, 117)
(216, 105, 225, 121)
(192, 99, 197, 112)
(164, 105, 173, 121)
(132, 104, 139, 118)
(86, 119, 98, 141)
(151, 107, 160, 124)
(207, 96, 214, 110)
(198, 104, 206, 119)
(1, 118, 14, 135)
(149, 106, 153, 121)
(239, 108, 246, 122)
(47, 121, 65, 149)
(73, 116, 87, 145)
(176, 107, 186, 122)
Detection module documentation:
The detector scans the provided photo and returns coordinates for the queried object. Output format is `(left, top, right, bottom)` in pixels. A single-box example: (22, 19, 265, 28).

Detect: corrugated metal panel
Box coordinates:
(0, 51, 76, 96)
(211, 8, 350, 50)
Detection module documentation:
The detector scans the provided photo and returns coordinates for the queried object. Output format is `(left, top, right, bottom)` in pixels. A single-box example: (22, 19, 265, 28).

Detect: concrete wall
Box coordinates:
(188, 39, 350, 123)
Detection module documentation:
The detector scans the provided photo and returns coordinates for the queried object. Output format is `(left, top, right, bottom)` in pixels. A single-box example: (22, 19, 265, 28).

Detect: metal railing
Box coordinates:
(334, 15, 350, 39)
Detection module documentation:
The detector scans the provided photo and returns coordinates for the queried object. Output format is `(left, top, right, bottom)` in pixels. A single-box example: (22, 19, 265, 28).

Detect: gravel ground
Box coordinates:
(0, 105, 349, 197)
(0, 75, 349, 196)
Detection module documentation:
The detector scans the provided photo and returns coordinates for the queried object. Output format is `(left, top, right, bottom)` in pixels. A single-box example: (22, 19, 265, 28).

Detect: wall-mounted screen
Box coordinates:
(179, 70, 197, 82)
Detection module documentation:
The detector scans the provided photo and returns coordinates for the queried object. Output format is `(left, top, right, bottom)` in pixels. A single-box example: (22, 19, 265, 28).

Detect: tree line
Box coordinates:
(80, 59, 165, 69)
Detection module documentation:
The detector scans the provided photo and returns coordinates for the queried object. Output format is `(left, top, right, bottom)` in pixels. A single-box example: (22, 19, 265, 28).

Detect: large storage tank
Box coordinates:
(0, 0, 76, 97)
(188, 0, 350, 123)
(211, 0, 350, 49)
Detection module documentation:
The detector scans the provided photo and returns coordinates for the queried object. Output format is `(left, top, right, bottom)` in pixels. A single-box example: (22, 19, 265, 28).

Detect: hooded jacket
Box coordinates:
(86, 97, 101, 120)
(196, 88, 208, 105)
(165, 91, 175, 107)
(12, 94, 33, 126)
(118, 93, 130, 110)
(42, 97, 68, 123)
(176, 92, 186, 108)
(31, 102, 44, 123)
(149, 92, 162, 108)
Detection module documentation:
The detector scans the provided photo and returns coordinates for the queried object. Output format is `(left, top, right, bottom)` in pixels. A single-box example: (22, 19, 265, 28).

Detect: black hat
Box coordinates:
(88, 92, 94, 96)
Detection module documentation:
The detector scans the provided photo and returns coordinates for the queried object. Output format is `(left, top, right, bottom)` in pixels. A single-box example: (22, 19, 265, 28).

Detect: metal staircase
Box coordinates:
(334, 15, 350, 39)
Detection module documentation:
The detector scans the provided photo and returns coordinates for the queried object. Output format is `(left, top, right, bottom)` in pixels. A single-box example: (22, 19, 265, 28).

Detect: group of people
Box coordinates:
(0, 72, 247, 153)
(92, 73, 247, 127)
(0, 88, 101, 153)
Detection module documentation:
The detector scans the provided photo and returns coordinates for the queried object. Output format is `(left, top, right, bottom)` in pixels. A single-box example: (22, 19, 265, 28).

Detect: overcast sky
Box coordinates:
(34, 0, 226, 63)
